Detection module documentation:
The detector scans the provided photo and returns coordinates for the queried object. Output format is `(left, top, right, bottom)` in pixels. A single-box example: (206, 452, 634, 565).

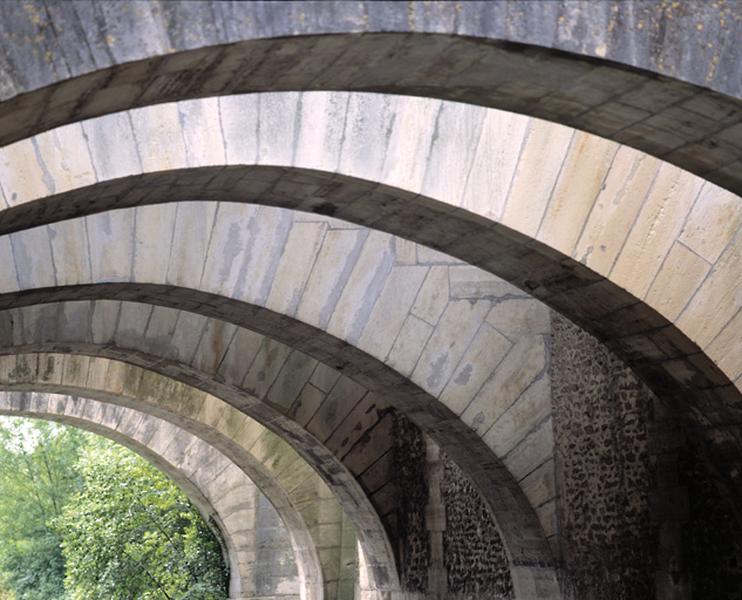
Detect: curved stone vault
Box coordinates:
(0, 4, 739, 600)
(0, 94, 736, 399)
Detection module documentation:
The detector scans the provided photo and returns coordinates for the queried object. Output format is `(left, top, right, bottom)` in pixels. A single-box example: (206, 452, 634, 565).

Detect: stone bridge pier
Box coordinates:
(0, 2, 739, 599)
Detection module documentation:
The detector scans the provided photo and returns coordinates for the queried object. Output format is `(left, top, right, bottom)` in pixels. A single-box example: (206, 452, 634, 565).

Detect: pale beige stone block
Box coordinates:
(358, 265, 427, 361)
(486, 298, 550, 339)
(677, 232, 741, 350)
(339, 93, 396, 182)
(132, 203, 178, 283)
(645, 242, 710, 321)
(48, 218, 92, 286)
(0, 138, 53, 207)
(483, 377, 552, 460)
(82, 111, 142, 181)
(411, 299, 490, 397)
(219, 95, 259, 164)
(537, 131, 619, 254)
(573, 147, 660, 274)
(10, 226, 56, 289)
(705, 309, 742, 382)
(327, 230, 394, 343)
(236, 207, 294, 305)
(503, 419, 554, 480)
(387, 315, 433, 377)
(87, 209, 136, 282)
(177, 97, 226, 167)
(33, 123, 97, 195)
(130, 102, 187, 172)
(381, 96, 441, 194)
(294, 92, 349, 171)
(460, 110, 530, 220)
(257, 92, 302, 167)
(421, 101, 486, 209)
(167, 202, 218, 287)
(448, 265, 521, 300)
(266, 221, 327, 315)
(611, 164, 703, 299)
(460, 336, 547, 435)
(439, 323, 512, 416)
(296, 228, 367, 327)
(518, 459, 556, 508)
(679, 183, 742, 264)
(501, 119, 574, 237)
(410, 266, 449, 325)
(0, 235, 19, 294)
(393, 237, 417, 265)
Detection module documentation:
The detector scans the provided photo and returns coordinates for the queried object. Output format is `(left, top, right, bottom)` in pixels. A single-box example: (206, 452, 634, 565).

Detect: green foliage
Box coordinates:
(57, 438, 228, 600)
(0, 419, 86, 600)
(0, 417, 228, 600)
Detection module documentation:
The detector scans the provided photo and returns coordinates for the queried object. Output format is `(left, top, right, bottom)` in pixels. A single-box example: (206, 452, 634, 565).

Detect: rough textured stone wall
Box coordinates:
(440, 456, 514, 600)
(392, 413, 430, 593)
(388, 413, 514, 598)
(550, 312, 656, 599)
(387, 410, 516, 597)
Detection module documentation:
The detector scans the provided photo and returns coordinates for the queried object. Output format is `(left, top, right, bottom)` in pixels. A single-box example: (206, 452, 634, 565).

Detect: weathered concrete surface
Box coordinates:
(0, 391, 302, 600)
(0, 2, 740, 193)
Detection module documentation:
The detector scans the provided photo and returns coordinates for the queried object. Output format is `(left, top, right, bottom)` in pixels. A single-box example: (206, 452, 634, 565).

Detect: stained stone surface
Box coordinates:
(0, 2, 739, 192)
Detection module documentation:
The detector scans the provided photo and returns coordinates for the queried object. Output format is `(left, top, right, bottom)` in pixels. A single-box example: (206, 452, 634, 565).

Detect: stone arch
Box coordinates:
(0, 390, 303, 600)
(0, 3, 739, 192)
(0, 298, 553, 598)
(0, 352, 396, 599)
(0, 98, 738, 516)
(0, 94, 736, 401)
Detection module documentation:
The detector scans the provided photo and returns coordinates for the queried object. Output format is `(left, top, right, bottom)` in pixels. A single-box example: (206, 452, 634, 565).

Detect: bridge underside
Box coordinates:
(0, 3, 739, 600)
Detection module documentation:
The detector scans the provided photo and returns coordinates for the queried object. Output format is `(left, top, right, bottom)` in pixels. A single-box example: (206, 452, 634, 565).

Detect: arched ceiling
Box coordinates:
(0, 95, 736, 470)
(0, 94, 736, 396)
(0, 296, 552, 597)
(0, 6, 738, 598)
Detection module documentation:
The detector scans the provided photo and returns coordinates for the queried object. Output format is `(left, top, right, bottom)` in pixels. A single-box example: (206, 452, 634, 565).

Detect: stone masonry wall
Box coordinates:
(440, 455, 514, 600)
(550, 312, 656, 599)
(392, 413, 430, 593)
(389, 413, 514, 597)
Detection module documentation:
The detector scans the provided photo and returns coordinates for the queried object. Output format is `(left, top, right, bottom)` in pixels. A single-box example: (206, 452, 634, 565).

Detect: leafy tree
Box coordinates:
(56, 437, 228, 600)
(0, 416, 229, 600)
(0, 418, 86, 600)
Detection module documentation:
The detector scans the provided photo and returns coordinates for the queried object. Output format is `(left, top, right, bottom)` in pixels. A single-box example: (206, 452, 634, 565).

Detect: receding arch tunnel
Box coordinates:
(0, 4, 739, 599)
